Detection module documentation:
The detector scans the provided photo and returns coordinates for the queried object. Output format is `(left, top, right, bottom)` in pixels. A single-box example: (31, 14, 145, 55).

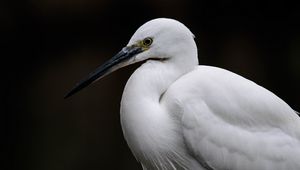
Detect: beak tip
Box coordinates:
(64, 93, 71, 99)
(64, 90, 74, 99)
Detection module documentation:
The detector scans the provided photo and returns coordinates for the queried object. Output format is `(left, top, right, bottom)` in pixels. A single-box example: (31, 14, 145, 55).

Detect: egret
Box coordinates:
(65, 18, 300, 170)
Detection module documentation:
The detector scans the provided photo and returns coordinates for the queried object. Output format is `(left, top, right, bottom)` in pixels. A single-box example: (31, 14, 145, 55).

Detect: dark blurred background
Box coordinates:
(3, 0, 300, 170)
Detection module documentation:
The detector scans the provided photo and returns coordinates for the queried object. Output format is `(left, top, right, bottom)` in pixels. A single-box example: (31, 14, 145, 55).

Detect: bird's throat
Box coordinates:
(120, 61, 180, 151)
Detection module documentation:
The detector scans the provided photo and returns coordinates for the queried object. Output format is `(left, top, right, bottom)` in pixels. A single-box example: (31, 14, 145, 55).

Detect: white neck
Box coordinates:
(120, 38, 199, 169)
(121, 60, 183, 147)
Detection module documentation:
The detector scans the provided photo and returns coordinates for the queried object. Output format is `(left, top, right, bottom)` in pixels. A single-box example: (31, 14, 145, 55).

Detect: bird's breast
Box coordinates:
(120, 96, 202, 169)
(119, 61, 202, 169)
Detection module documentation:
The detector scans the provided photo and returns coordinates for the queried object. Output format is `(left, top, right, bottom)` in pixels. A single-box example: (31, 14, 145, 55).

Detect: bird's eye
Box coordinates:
(142, 37, 153, 47)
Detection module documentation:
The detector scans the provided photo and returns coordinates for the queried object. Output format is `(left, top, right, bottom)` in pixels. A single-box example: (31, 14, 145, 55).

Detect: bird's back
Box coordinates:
(162, 65, 300, 170)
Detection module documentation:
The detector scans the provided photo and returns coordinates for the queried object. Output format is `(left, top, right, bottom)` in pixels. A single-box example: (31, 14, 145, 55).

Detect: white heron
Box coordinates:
(65, 18, 300, 170)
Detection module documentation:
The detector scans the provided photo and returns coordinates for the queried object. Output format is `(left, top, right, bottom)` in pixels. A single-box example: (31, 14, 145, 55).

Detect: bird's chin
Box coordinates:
(130, 56, 167, 66)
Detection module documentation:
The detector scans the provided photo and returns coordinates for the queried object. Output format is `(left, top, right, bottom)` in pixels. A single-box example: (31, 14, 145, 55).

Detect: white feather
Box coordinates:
(116, 18, 300, 170)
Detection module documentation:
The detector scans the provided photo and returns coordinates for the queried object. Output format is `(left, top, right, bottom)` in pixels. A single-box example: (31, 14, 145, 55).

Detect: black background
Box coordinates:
(3, 0, 300, 170)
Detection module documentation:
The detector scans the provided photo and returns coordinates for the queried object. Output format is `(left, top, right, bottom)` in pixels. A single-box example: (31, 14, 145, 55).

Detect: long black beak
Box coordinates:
(64, 46, 142, 98)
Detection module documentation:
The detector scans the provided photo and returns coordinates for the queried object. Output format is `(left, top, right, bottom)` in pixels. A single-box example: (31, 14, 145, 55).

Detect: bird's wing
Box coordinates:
(162, 66, 300, 170)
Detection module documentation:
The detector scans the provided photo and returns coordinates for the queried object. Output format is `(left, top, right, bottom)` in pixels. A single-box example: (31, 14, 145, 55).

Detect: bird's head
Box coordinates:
(65, 18, 197, 98)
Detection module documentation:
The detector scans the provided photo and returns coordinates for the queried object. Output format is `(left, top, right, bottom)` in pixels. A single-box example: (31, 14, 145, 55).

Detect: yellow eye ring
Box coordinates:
(142, 37, 153, 47)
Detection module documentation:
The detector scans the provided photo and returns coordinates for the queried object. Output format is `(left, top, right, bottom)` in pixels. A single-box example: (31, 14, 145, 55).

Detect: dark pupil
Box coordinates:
(144, 39, 151, 45)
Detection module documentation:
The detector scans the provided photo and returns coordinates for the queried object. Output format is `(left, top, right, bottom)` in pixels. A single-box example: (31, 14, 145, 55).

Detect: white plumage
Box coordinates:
(66, 18, 300, 170)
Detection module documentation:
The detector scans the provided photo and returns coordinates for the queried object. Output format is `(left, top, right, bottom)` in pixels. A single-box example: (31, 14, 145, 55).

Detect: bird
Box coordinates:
(65, 18, 300, 170)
